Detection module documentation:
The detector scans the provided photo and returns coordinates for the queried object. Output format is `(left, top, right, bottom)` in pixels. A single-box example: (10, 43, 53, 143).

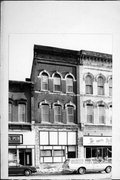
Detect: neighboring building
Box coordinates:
(8, 81, 35, 166)
(30, 45, 79, 165)
(78, 50, 112, 160)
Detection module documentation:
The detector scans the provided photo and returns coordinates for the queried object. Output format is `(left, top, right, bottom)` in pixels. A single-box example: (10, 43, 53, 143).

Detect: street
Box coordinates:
(8, 172, 112, 180)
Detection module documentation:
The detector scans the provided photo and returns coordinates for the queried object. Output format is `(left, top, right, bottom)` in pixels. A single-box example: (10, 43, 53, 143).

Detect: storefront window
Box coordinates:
(41, 150, 52, 157)
(8, 149, 17, 165)
(53, 150, 65, 157)
(85, 147, 112, 159)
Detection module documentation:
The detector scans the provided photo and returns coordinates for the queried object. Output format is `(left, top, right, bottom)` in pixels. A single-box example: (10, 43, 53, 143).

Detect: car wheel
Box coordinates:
(24, 169, 32, 176)
(78, 167, 86, 175)
(105, 166, 112, 173)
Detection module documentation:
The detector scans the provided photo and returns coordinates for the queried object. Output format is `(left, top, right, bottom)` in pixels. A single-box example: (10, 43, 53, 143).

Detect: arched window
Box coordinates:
(54, 104, 62, 123)
(97, 76, 105, 95)
(41, 103, 50, 122)
(9, 102, 13, 122)
(18, 103, 26, 122)
(86, 104, 94, 124)
(66, 105, 74, 123)
(85, 75, 93, 94)
(41, 72, 49, 91)
(53, 73, 61, 92)
(109, 105, 112, 125)
(98, 104, 106, 124)
(66, 74, 74, 93)
(109, 78, 112, 96)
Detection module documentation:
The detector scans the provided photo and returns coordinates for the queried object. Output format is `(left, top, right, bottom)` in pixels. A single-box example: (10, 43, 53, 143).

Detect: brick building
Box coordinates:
(30, 45, 79, 165)
(8, 81, 35, 166)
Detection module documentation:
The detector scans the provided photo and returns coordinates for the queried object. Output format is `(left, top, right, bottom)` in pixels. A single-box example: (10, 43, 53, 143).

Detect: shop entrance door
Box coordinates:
(19, 149, 32, 166)
(67, 146, 76, 158)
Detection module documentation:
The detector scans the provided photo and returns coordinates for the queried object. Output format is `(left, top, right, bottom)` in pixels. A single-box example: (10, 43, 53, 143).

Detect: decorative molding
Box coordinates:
(65, 101, 76, 110)
(65, 73, 76, 81)
(83, 72, 94, 81)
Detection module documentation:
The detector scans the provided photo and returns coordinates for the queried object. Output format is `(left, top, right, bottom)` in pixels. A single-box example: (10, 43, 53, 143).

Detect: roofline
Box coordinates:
(9, 80, 34, 85)
(34, 44, 112, 60)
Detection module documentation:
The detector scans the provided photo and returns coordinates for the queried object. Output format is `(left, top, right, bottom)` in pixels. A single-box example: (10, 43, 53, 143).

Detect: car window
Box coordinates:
(71, 159, 84, 164)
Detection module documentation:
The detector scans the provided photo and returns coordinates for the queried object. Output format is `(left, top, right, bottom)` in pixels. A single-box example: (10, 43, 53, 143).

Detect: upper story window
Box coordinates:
(85, 75, 93, 94)
(53, 73, 61, 92)
(41, 103, 50, 123)
(54, 104, 62, 123)
(109, 105, 112, 125)
(86, 104, 94, 124)
(109, 78, 112, 96)
(66, 74, 74, 93)
(9, 102, 13, 122)
(41, 72, 49, 91)
(18, 103, 26, 122)
(97, 76, 105, 95)
(66, 105, 74, 123)
(98, 104, 105, 124)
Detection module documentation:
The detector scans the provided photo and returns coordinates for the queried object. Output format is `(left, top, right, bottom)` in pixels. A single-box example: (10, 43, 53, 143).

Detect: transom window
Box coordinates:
(86, 104, 94, 124)
(18, 103, 26, 122)
(41, 104, 50, 122)
(54, 105, 62, 123)
(66, 75, 73, 93)
(98, 105, 105, 124)
(97, 76, 104, 95)
(53, 74, 61, 92)
(109, 78, 112, 96)
(67, 105, 74, 123)
(85, 75, 93, 94)
(41, 72, 49, 90)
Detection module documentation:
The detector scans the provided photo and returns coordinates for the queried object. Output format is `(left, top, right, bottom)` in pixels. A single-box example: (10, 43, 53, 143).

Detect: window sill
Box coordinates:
(85, 123, 112, 126)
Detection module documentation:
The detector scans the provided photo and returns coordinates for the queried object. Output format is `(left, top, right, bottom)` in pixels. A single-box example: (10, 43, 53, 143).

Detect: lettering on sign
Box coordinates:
(9, 134, 23, 144)
(83, 137, 112, 146)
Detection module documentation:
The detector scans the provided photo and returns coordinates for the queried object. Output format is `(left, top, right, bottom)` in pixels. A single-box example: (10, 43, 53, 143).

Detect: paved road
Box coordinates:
(8, 172, 112, 180)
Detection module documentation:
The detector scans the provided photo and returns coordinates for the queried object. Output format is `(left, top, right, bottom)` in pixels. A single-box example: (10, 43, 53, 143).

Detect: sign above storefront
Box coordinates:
(83, 136, 112, 146)
(9, 134, 23, 144)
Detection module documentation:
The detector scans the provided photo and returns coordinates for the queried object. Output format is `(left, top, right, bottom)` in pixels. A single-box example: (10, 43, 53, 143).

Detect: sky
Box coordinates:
(1, 1, 117, 81)
(9, 34, 112, 81)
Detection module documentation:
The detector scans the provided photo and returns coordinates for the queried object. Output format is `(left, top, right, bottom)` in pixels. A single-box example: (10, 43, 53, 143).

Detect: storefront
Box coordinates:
(8, 131, 35, 166)
(39, 130, 77, 163)
(83, 136, 112, 159)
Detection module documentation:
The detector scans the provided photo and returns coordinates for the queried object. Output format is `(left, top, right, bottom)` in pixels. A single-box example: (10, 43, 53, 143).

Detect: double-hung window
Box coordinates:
(86, 104, 94, 124)
(18, 103, 26, 122)
(109, 105, 112, 125)
(67, 105, 74, 123)
(66, 76, 73, 93)
(9, 103, 13, 122)
(109, 78, 112, 96)
(97, 76, 104, 95)
(99, 105, 105, 124)
(41, 104, 50, 122)
(85, 75, 93, 94)
(54, 74, 61, 92)
(54, 105, 62, 123)
(41, 72, 49, 91)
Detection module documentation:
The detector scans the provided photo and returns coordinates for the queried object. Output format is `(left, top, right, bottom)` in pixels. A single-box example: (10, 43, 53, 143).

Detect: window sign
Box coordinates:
(9, 134, 23, 144)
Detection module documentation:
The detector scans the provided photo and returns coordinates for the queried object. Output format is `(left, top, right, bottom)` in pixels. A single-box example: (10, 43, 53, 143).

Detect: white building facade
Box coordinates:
(78, 50, 112, 160)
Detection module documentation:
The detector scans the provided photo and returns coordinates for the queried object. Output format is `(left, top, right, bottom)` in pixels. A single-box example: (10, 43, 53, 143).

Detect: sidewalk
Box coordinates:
(36, 163, 63, 175)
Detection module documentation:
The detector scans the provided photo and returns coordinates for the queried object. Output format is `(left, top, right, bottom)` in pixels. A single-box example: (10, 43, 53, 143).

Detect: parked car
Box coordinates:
(9, 162, 37, 176)
(62, 158, 112, 175)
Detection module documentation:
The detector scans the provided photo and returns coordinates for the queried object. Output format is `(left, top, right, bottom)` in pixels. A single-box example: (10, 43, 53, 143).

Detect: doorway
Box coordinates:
(19, 149, 32, 166)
